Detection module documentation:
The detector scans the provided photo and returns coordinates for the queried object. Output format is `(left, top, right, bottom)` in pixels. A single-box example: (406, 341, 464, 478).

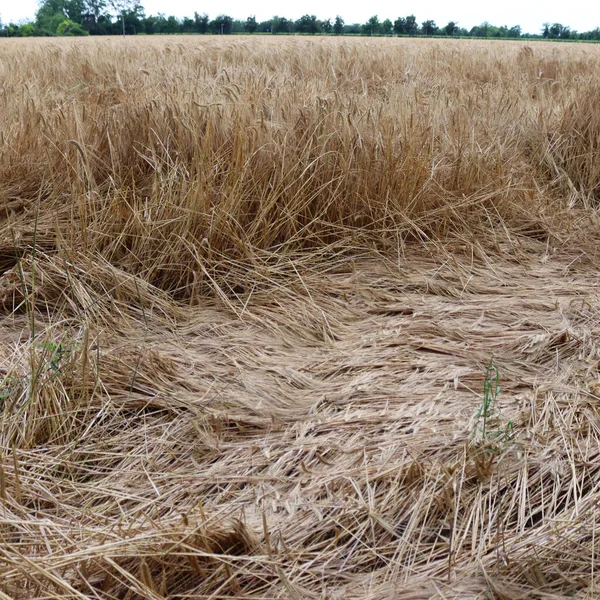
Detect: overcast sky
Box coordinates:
(2, 0, 599, 35)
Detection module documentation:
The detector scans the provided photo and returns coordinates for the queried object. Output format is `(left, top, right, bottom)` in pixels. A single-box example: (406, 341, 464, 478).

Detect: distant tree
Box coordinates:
(23, 10, 588, 39)
(471, 22, 492, 37)
(209, 14, 233, 34)
(295, 14, 319, 34)
(57, 18, 88, 34)
(393, 17, 406, 34)
(542, 23, 550, 38)
(548, 22, 570, 38)
(80, 0, 108, 33)
(181, 16, 194, 32)
(2, 20, 15, 36)
(142, 14, 157, 33)
(491, 25, 509, 37)
(36, 0, 71, 34)
(381, 18, 392, 35)
(333, 15, 344, 35)
(245, 15, 257, 33)
(154, 14, 170, 33)
(267, 17, 280, 33)
(421, 20, 438, 36)
(405, 15, 418, 35)
(194, 12, 208, 33)
(37, 11, 68, 35)
(162, 15, 179, 33)
(560, 24, 571, 38)
(57, 0, 86, 24)
(20, 23, 37, 36)
(444, 21, 458, 36)
(231, 19, 245, 33)
(4, 22, 21, 36)
(279, 17, 291, 32)
(119, 2, 144, 34)
(108, 0, 137, 35)
(344, 22, 362, 34)
(271, 16, 292, 34)
(363, 15, 380, 35)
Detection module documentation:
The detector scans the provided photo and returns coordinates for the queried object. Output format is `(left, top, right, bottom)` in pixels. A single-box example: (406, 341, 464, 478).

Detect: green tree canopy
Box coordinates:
(421, 20, 438, 35)
(444, 21, 458, 36)
(381, 18, 392, 34)
(244, 16, 257, 33)
(363, 15, 380, 35)
(333, 16, 344, 35)
(295, 14, 319, 34)
(393, 17, 406, 34)
(57, 18, 88, 34)
(210, 14, 233, 34)
(405, 15, 418, 35)
(193, 12, 208, 33)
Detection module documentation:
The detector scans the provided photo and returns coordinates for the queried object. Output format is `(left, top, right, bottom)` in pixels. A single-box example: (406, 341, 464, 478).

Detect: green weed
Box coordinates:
(472, 358, 513, 449)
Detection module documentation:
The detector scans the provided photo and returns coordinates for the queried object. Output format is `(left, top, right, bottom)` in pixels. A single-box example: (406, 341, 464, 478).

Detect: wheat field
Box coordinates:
(1, 35, 600, 599)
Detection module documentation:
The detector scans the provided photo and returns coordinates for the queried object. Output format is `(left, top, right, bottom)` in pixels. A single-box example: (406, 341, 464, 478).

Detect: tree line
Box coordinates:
(2, 0, 600, 41)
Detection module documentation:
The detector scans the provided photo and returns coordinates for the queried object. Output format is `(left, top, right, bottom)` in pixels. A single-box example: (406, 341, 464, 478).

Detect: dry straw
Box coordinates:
(1, 35, 600, 598)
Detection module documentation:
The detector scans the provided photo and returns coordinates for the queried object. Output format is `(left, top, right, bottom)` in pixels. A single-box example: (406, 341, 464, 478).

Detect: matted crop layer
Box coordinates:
(1, 36, 600, 599)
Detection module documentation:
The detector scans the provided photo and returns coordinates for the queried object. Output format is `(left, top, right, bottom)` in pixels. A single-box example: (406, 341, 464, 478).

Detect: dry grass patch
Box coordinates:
(1, 35, 600, 598)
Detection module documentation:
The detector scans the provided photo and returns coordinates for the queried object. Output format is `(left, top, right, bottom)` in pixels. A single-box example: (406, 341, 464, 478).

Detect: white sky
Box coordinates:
(2, 0, 599, 35)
